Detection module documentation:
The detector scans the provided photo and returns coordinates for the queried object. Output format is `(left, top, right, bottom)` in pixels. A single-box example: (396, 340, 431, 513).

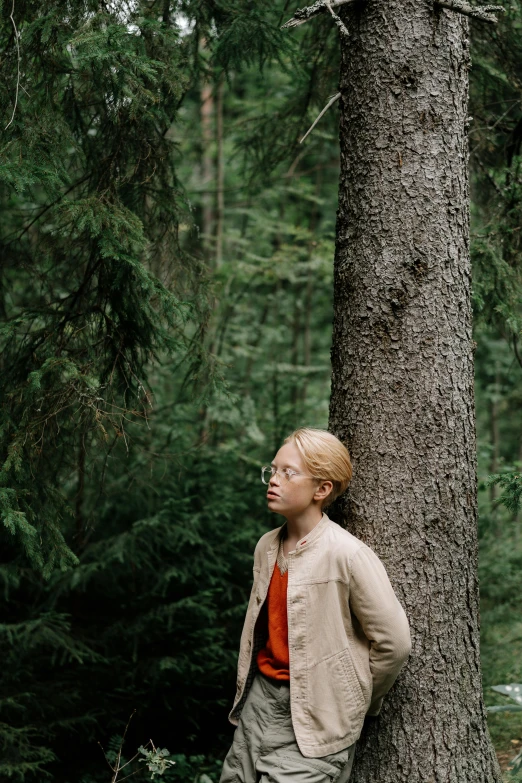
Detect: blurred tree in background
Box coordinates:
(1, 0, 522, 780)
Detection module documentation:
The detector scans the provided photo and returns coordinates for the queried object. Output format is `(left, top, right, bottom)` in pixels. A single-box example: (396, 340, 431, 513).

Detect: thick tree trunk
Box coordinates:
(328, 1, 502, 781)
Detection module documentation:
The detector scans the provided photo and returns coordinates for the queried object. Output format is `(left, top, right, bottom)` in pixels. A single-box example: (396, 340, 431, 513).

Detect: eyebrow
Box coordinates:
(271, 461, 299, 471)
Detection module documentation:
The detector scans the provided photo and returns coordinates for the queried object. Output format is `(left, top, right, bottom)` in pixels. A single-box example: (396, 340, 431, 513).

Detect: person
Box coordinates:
(219, 427, 411, 783)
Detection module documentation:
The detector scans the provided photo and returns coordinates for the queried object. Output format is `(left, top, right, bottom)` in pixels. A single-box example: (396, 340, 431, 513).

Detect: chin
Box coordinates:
(267, 501, 283, 513)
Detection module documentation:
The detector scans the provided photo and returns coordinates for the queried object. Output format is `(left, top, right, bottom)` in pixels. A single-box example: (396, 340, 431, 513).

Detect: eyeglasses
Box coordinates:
(261, 466, 318, 485)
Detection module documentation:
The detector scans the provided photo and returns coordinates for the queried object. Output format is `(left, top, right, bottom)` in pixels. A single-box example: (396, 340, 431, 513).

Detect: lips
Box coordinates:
(267, 491, 279, 499)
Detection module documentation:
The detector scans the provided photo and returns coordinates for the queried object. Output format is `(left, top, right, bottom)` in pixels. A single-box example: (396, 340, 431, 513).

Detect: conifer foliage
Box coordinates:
(0, 1, 310, 779)
(0, 0, 200, 577)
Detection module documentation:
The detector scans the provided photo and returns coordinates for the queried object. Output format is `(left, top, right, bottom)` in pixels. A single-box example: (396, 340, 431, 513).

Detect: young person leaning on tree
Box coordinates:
(219, 427, 412, 783)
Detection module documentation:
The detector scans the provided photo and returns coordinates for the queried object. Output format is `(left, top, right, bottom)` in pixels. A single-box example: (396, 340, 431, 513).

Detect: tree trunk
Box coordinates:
(328, 2, 502, 781)
(488, 364, 500, 533)
(301, 167, 323, 410)
(290, 294, 302, 415)
(216, 73, 225, 268)
(200, 76, 214, 251)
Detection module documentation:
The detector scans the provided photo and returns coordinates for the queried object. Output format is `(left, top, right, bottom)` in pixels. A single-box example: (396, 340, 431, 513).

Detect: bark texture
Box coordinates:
(328, 1, 502, 781)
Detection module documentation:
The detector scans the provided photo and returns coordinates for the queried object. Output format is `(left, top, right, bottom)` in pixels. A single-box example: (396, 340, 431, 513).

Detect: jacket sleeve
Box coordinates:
(348, 544, 411, 716)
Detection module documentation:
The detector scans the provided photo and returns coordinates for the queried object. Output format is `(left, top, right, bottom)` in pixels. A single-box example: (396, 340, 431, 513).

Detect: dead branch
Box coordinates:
(283, 0, 505, 29)
(282, 0, 359, 29)
(300, 92, 341, 143)
(324, 0, 350, 36)
(434, 0, 506, 24)
(5, 0, 21, 130)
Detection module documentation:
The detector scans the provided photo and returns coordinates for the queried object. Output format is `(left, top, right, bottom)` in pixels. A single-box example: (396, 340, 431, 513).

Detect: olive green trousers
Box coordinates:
(219, 671, 356, 783)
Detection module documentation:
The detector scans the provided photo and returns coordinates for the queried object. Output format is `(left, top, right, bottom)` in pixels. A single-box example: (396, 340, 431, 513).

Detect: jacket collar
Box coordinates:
(268, 511, 330, 554)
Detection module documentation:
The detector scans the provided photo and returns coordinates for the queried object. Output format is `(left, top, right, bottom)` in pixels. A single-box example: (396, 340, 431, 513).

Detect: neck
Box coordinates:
(282, 506, 324, 540)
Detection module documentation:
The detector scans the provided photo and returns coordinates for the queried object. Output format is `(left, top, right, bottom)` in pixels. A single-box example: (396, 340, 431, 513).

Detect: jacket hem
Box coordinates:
(294, 727, 363, 758)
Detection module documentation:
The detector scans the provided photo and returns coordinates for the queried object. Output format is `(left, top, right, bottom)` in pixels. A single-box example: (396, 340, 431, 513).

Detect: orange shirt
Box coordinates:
(256, 560, 290, 681)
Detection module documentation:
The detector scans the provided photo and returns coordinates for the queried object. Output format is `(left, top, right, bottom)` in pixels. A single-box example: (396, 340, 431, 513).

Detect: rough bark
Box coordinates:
(328, 1, 502, 781)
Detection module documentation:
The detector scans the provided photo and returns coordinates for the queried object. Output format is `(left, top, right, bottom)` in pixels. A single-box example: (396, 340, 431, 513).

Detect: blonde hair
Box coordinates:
(283, 427, 353, 509)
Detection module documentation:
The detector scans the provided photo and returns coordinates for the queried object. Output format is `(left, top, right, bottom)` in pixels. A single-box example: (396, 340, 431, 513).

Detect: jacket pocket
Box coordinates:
(306, 649, 365, 744)
(338, 647, 366, 709)
(348, 639, 372, 705)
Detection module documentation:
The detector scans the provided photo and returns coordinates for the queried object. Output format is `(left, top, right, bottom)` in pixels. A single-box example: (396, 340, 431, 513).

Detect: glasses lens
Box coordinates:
(261, 466, 273, 484)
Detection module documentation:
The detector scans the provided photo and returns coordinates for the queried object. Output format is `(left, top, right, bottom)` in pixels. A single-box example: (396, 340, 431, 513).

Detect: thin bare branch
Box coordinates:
(300, 92, 341, 144)
(98, 741, 116, 774)
(109, 709, 137, 783)
(324, 0, 350, 36)
(5, 0, 21, 130)
(282, 0, 359, 29)
(434, 0, 506, 24)
(115, 771, 142, 783)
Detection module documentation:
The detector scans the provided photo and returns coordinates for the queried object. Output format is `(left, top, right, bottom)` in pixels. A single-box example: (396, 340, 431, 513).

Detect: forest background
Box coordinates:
(1, 0, 522, 781)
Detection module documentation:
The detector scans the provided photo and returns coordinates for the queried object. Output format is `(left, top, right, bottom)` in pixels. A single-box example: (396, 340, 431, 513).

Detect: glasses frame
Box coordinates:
(261, 465, 319, 485)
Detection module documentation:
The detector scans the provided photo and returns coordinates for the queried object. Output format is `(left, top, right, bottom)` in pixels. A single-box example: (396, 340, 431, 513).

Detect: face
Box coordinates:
(266, 441, 333, 517)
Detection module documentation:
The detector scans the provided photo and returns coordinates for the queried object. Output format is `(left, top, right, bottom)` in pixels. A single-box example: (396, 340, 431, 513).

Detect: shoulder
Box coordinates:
(324, 517, 366, 556)
(323, 518, 387, 571)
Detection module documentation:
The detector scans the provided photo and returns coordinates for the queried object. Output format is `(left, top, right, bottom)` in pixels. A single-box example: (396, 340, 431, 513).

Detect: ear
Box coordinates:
(313, 480, 333, 502)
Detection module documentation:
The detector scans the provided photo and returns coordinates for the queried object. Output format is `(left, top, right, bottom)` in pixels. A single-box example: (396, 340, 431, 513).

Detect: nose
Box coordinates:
(269, 470, 281, 487)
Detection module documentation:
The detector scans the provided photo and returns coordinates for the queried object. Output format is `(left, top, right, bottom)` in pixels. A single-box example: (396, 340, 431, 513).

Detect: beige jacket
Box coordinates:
(228, 512, 411, 758)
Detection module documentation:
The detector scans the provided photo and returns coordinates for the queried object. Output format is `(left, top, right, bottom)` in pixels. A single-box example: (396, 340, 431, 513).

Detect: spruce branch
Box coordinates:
(434, 0, 506, 24)
(281, 0, 359, 29)
(3, 174, 93, 246)
(300, 92, 341, 143)
(5, 0, 21, 130)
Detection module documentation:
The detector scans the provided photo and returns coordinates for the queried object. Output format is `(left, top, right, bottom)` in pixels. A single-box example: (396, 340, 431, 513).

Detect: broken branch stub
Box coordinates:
(281, 0, 359, 29)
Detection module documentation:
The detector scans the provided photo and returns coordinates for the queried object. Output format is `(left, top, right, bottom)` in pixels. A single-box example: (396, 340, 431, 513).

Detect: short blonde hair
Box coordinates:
(283, 427, 352, 509)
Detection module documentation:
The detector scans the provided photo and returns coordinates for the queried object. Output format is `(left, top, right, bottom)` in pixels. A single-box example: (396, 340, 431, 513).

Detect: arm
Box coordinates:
(349, 544, 411, 716)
